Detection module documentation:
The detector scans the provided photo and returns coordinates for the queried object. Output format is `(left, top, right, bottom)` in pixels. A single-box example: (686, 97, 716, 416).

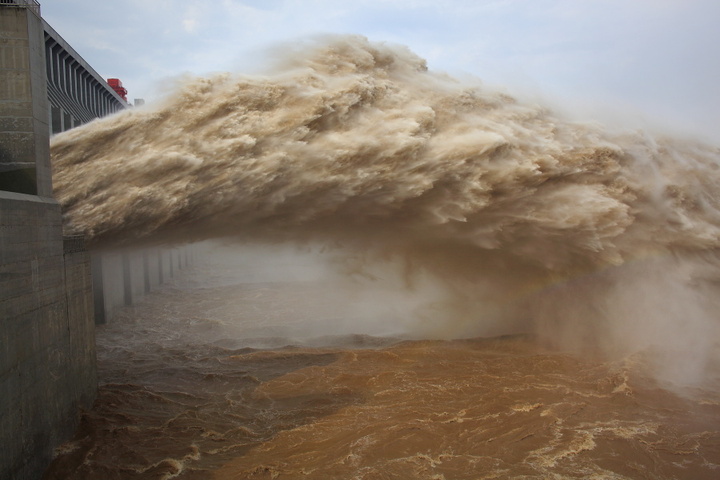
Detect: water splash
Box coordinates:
(51, 35, 720, 386)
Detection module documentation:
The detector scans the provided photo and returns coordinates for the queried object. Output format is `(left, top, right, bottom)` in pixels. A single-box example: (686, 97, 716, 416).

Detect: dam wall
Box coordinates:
(0, 192, 96, 480)
(1, 4, 198, 477)
(0, 5, 96, 479)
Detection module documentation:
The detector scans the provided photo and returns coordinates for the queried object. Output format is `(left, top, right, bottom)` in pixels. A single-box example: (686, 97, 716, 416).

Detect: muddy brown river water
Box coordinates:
(45, 36, 720, 478)
(43, 247, 720, 480)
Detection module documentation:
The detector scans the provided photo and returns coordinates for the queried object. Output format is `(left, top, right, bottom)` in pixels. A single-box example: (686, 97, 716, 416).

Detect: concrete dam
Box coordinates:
(0, 2, 194, 478)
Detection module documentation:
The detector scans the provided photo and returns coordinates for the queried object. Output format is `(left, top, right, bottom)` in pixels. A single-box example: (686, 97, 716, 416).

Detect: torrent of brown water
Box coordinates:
(42, 248, 720, 479)
(45, 36, 720, 478)
(51, 37, 720, 261)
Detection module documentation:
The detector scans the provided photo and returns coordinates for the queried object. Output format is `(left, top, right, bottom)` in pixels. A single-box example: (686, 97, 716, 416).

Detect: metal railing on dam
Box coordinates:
(42, 19, 128, 133)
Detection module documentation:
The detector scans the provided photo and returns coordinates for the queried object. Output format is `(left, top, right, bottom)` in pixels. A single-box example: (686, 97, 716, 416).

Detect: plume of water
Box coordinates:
(51, 35, 720, 388)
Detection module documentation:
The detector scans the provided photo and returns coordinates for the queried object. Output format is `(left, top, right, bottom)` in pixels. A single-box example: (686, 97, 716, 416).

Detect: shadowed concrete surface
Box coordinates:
(0, 3, 205, 478)
(1, 3, 98, 478)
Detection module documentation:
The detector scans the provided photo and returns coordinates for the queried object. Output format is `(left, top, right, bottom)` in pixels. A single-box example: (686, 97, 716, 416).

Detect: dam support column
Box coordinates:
(91, 245, 197, 324)
(0, 4, 97, 479)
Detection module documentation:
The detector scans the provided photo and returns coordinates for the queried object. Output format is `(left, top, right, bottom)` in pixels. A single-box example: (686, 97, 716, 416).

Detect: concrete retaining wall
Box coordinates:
(0, 5, 180, 478)
(0, 6, 98, 478)
(0, 192, 96, 480)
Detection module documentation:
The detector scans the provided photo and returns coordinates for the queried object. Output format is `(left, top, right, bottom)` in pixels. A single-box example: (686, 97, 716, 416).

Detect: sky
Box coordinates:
(40, 0, 720, 142)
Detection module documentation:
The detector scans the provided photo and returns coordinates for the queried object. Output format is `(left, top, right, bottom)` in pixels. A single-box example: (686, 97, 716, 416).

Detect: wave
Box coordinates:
(50, 35, 720, 387)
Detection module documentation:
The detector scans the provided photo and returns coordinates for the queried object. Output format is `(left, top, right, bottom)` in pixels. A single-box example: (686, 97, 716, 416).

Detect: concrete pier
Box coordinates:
(0, 1, 50, 196)
(92, 245, 196, 324)
(0, 192, 97, 480)
(0, 4, 97, 479)
(1, 4, 199, 477)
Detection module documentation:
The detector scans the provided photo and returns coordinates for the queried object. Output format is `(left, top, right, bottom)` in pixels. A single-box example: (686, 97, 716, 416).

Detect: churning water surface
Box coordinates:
(43, 245, 720, 479)
(44, 36, 720, 478)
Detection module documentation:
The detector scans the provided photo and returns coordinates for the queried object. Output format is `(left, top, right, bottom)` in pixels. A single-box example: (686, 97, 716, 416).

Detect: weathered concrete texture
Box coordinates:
(0, 6, 50, 196)
(1, 7, 96, 479)
(0, 192, 96, 480)
(92, 246, 195, 324)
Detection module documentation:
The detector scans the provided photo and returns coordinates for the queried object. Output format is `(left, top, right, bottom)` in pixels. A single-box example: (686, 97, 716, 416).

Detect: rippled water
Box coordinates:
(43, 246, 720, 479)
